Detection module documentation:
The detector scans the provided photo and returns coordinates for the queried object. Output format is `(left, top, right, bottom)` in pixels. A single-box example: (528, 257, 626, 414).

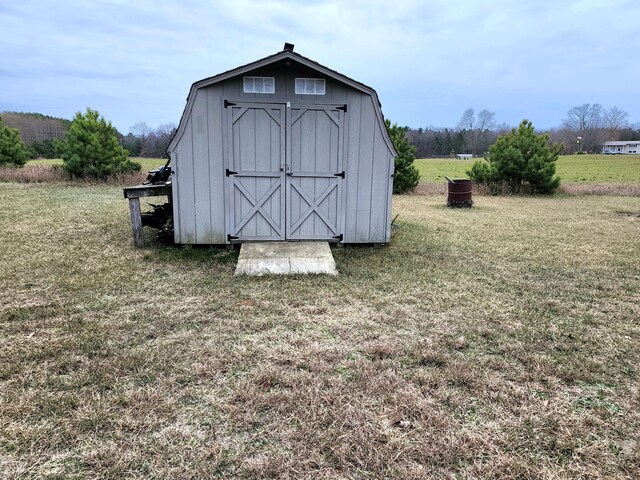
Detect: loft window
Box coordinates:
(295, 78, 326, 95)
(243, 76, 275, 94)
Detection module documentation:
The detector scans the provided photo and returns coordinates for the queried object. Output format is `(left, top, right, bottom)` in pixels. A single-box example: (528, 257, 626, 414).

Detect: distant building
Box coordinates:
(602, 141, 640, 154)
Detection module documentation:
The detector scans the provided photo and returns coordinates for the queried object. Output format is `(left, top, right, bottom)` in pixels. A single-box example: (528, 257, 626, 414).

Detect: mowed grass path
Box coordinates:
(1, 184, 639, 478)
(416, 154, 640, 183)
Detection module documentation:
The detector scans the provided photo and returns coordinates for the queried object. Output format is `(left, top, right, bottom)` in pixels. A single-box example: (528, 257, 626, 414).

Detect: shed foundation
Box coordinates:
(235, 242, 338, 276)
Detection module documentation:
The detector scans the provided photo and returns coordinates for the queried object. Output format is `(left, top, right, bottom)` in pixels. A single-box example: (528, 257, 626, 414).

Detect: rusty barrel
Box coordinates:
(447, 179, 473, 208)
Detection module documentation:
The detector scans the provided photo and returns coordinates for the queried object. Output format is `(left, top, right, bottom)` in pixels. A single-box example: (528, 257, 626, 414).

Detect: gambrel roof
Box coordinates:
(168, 47, 396, 155)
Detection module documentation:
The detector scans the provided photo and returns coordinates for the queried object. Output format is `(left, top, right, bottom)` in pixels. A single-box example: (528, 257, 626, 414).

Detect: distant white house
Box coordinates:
(602, 141, 640, 154)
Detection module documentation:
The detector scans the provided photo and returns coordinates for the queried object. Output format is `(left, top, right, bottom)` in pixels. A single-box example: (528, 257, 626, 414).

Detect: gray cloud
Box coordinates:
(1, 0, 638, 132)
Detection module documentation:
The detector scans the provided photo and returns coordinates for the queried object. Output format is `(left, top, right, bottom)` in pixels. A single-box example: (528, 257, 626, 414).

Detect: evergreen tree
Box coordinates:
(0, 118, 29, 166)
(468, 119, 562, 194)
(444, 129, 453, 155)
(433, 134, 444, 156)
(454, 131, 465, 154)
(57, 108, 140, 178)
(29, 139, 58, 159)
(386, 119, 420, 193)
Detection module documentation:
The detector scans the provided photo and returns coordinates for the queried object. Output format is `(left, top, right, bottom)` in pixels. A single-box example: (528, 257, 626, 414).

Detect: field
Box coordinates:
(1, 173, 639, 477)
(28, 154, 640, 184)
(27, 157, 167, 172)
(415, 154, 640, 184)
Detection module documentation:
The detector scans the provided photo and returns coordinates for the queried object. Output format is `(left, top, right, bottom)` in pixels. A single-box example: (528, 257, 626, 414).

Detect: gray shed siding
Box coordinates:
(172, 88, 226, 244)
(170, 59, 394, 244)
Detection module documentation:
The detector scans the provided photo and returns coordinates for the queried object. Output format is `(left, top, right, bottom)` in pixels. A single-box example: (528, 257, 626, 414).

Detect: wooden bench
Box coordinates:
(123, 184, 172, 248)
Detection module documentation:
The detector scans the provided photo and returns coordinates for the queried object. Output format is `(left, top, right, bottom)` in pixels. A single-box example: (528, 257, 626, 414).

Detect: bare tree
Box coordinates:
(456, 108, 475, 131)
(604, 106, 629, 139)
(456, 107, 496, 155)
(562, 104, 629, 152)
(127, 122, 177, 158)
(476, 109, 496, 154)
(151, 123, 177, 158)
(547, 127, 573, 155)
(130, 121, 153, 156)
(494, 122, 513, 134)
(1, 112, 70, 144)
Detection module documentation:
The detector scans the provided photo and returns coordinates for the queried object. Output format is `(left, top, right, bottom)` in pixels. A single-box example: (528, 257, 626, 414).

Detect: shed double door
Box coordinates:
(226, 101, 344, 242)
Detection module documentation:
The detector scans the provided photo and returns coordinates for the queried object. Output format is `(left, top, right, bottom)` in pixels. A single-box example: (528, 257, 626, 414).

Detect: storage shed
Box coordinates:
(168, 43, 397, 245)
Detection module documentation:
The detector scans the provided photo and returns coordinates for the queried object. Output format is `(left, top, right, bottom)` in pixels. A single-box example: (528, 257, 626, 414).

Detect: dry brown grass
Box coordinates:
(413, 182, 448, 195)
(558, 182, 640, 196)
(415, 181, 640, 197)
(0, 165, 146, 185)
(414, 182, 497, 196)
(1, 185, 639, 478)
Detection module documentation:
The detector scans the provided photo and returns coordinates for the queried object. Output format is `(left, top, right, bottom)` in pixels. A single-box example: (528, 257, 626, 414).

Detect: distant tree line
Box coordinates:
(121, 122, 176, 158)
(548, 104, 639, 154)
(1, 112, 71, 159)
(1, 112, 176, 159)
(406, 108, 512, 158)
(1, 112, 71, 143)
(407, 128, 466, 158)
(406, 104, 639, 157)
(5, 103, 638, 162)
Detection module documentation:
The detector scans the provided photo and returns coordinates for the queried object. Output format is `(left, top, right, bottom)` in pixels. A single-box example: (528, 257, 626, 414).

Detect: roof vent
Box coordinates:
(283, 42, 294, 52)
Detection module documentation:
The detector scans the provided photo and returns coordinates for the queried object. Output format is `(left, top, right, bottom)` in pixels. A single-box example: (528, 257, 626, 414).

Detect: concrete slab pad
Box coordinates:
(235, 242, 338, 276)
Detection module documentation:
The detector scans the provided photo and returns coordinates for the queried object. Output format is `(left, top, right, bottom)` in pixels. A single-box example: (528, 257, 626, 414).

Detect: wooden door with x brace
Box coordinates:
(225, 101, 344, 242)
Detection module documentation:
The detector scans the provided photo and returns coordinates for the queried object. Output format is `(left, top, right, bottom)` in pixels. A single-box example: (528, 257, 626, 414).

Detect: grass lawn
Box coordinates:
(416, 154, 640, 184)
(1, 182, 639, 478)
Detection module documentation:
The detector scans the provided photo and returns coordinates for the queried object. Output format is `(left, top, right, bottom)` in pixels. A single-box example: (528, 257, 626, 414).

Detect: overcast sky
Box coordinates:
(1, 0, 639, 134)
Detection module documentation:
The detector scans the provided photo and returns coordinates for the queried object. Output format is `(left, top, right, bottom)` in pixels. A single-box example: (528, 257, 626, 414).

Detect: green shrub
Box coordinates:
(29, 139, 58, 159)
(0, 118, 29, 167)
(386, 120, 420, 194)
(57, 108, 140, 179)
(468, 120, 562, 194)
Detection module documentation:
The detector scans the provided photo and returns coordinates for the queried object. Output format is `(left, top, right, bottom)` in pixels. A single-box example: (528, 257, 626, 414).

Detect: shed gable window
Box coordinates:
(295, 78, 326, 95)
(243, 76, 275, 94)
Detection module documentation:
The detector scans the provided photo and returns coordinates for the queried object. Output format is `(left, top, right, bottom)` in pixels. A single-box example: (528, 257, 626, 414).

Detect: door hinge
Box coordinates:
(333, 234, 343, 241)
(224, 100, 236, 108)
(227, 234, 239, 241)
(334, 171, 345, 178)
(226, 168, 238, 176)
(336, 104, 347, 112)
